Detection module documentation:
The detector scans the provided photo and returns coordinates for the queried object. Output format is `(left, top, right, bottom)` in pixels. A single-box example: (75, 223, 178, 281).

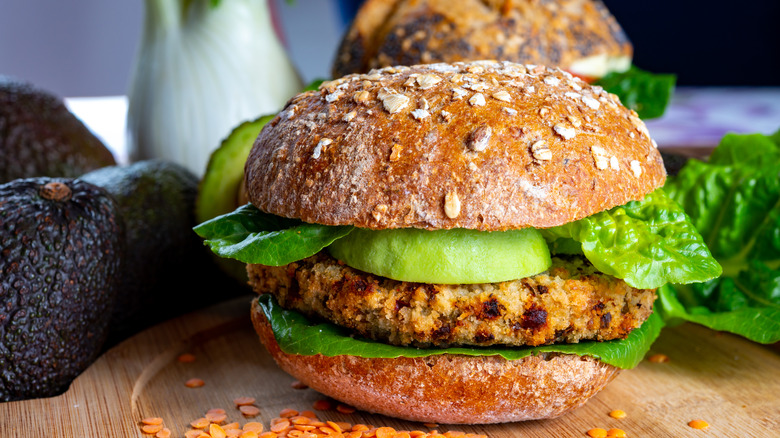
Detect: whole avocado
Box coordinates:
(0, 76, 116, 184)
(81, 160, 243, 342)
(0, 178, 124, 401)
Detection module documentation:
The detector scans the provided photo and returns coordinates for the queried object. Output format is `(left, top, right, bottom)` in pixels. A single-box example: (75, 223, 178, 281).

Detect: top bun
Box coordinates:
(245, 61, 665, 231)
(332, 0, 632, 79)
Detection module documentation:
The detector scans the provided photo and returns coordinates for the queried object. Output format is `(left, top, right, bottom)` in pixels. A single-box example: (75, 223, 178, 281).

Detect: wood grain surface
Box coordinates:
(1, 296, 778, 437)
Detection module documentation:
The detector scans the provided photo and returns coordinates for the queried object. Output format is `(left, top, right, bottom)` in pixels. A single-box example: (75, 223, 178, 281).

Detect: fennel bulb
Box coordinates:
(127, 0, 302, 175)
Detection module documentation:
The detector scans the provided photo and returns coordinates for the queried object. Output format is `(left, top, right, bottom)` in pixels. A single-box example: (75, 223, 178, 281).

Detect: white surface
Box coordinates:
(65, 96, 128, 164)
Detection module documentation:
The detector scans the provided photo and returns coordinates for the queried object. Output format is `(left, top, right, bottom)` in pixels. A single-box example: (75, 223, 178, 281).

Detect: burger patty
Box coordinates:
(247, 253, 656, 348)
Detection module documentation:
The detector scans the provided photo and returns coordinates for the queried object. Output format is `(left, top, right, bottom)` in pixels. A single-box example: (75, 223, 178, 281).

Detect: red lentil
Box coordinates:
(608, 409, 627, 419)
(648, 353, 670, 363)
(688, 420, 709, 429)
(587, 428, 608, 438)
(184, 378, 205, 388)
(178, 353, 196, 363)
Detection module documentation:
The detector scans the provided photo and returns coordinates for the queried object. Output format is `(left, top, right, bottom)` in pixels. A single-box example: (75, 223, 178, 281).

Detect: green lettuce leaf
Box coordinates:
(193, 204, 353, 265)
(257, 294, 664, 369)
(662, 129, 780, 343)
(595, 66, 676, 119)
(542, 189, 722, 289)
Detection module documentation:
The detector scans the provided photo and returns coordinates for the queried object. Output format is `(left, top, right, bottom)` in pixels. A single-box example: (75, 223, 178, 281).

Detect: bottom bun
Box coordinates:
(251, 298, 619, 424)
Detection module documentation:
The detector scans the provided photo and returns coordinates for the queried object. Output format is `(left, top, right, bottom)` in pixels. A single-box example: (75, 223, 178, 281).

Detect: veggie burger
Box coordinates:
(196, 61, 720, 424)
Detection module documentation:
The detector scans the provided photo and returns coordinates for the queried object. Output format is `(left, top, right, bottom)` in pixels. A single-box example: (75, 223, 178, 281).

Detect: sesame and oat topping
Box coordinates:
(468, 125, 492, 152)
(312, 138, 333, 159)
(651, 139, 658, 148)
(465, 82, 489, 92)
(610, 156, 620, 170)
(492, 90, 512, 102)
(411, 108, 430, 120)
(525, 85, 536, 94)
(325, 90, 343, 103)
(544, 76, 561, 86)
(582, 95, 601, 110)
(416, 73, 443, 89)
(554, 123, 576, 140)
(420, 97, 430, 110)
(342, 111, 357, 122)
(531, 140, 552, 161)
(564, 92, 582, 100)
(381, 93, 410, 114)
(352, 90, 370, 104)
(630, 160, 643, 177)
(469, 92, 486, 107)
(441, 110, 452, 121)
(389, 144, 403, 161)
(444, 191, 461, 218)
(452, 87, 468, 100)
(567, 115, 582, 128)
(502, 107, 518, 116)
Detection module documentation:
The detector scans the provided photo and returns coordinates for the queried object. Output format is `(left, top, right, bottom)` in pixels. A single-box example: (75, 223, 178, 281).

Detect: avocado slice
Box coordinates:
(196, 115, 274, 282)
(328, 227, 552, 284)
(0, 76, 116, 184)
(0, 178, 124, 401)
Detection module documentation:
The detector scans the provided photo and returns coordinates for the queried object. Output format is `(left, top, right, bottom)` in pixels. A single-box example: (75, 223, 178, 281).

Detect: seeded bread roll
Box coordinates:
(244, 61, 665, 231)
(251, 298, 620, 424)
(332, 0, 632, 80)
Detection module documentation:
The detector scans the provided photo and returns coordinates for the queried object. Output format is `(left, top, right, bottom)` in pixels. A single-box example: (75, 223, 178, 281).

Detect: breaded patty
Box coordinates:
(247, 253, 655, 348)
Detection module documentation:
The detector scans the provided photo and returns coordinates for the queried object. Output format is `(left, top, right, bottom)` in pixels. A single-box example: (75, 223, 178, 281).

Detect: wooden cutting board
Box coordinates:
(1, 296, 778, 437)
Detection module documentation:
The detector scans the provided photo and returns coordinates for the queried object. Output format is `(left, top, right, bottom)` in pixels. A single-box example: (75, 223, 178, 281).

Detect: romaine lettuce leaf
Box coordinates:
(542, 189, 722, 289)
(257, 294, 664, 369)
(193, 204, 353, 266)
(662, 129, 780, 343)
(595, 66, 676, 120)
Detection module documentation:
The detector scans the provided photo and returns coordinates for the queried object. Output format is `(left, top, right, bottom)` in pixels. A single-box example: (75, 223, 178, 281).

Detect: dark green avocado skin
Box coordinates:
(0, 178, 124, 401)
(0, 76, 116, 184)
(81, 160, 244, 344)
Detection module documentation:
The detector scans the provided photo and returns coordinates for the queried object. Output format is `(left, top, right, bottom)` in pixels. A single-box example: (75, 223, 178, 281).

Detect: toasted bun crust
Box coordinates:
(332, 0, 632, 79)
(251, 298, 620, 424)
(245, 61, 665, 231)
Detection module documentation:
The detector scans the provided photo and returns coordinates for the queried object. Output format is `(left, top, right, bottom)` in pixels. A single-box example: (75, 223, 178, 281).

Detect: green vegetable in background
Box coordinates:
(595, 66, 676, 119)
(257, 294, 665, 370)
(663, 129, 780, 344)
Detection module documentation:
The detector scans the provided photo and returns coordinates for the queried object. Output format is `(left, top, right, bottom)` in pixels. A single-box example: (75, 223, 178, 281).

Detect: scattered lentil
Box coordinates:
(185, 378, 205, 388)
(313, 399, 332, 411)
(141, 424, 163, 434)
(142, 417, 164, 426)
(336, 404, 357, 414)
(234, 397, 257, 407)
(191, 418, 210, 429)
(240, 405, 262, 418)
(608, 410, 627, 419)
(206, 411, 228, 424)
(606, 428, 626, 437)
(587, 428, 608, 438)
(688, 420, 709, 429)
(291, 381, 308, 390)
(155, 427, 172, 438)
(178, 353, 196, 363)
(648, 353, 670, 363)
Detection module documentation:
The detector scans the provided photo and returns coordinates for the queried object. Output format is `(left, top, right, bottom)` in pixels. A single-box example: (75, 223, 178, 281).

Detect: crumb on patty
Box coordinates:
(247, 253, 656, 348)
